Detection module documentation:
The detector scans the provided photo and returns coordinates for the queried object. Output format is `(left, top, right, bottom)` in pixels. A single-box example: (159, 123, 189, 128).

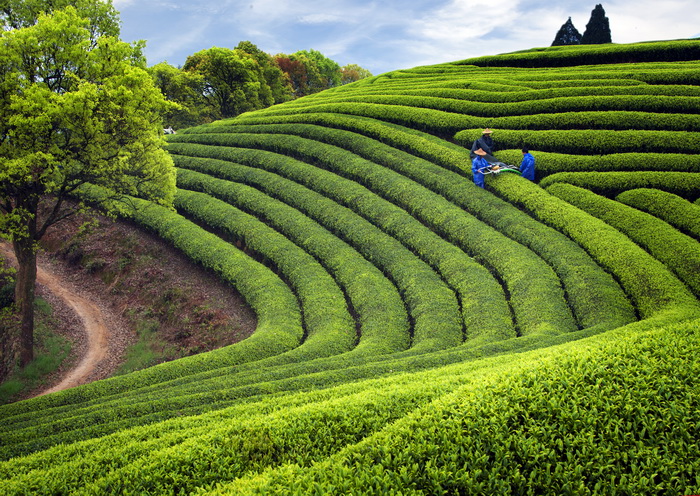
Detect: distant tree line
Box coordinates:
(151, 42, 373, 129)
(552, 4, 612, 46)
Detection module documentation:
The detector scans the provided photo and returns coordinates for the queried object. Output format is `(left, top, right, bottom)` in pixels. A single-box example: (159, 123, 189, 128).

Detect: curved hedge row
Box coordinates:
(167, 141, 467, 351)
(217, 119, 635, 332)
(539, 171, 700, 199)
(539, 182, 700, 317)
(234, 112, 700, 179)
(543, 185, 700, 297)
(455, 128, 700, 155)
(299, 83, 700, 105)
(174, 160, 513, 345)
(174, 188, 357, 358)
(208, 317, 700, 496)
(455, 39, 700, 68)
(616, 188, 700, 239)
(169, 133, 577, 337)
(276, 93, 700, 122)
(174, 164, 412, 355)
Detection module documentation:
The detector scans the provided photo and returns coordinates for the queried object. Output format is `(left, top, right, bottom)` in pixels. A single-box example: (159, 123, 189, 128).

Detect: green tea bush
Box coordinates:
(616, 188, 700, 239)
(540, 171, 700, 199)
(174, 163, 411, 356)
(174, 187, 357, 358)
(455, 129, 700, 156)
(456, 39, 700, 68)
(544, 185, 700, 296)
(543, 182, 700, 316)
(169, 133, 576, 337)
(203, 317, 700, 495)
(220, 119, 635, 333)
(167, 140, 466, 351)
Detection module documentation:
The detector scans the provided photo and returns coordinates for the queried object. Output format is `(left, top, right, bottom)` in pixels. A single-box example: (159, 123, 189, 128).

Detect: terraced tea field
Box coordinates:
(1, 40, 699, 494)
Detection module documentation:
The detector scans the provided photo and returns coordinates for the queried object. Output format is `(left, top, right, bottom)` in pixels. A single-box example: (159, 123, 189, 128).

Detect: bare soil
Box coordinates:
(1, 211, 257, 400)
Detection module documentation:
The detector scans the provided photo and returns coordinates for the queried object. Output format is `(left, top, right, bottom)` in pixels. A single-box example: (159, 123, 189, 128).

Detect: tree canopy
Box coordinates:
(581, 4, 612, 44)
(157, 42, 373, 123)
(0, 4, 175, 366)
(552, 17, 582, 46)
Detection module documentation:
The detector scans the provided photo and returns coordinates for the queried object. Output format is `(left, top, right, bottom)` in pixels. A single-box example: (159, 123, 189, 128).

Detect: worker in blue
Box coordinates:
(470, 128, 497, 163)
(471, 148, 490, 188)
(519, 147, 535, 181)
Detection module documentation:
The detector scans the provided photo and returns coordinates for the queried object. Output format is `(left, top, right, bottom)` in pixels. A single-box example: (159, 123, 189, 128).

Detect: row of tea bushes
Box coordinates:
(539, 171, 700, 199)
(277, 93, 700, 122)
(489, 177, 700, 319)
(545, 184, 700, 297)
(616, 188, 700, 239)
(455, 128, 700, 155)
(167, 141, 466, 351)
(169, 132, 577, 337)
(203, 316, 700, 495)
(456, 39, 700, 67)
(174, 187, 357, 358)
(174, 164, 412, 355)
(305, 83, 700, 104)
(219, 116, 635, 332)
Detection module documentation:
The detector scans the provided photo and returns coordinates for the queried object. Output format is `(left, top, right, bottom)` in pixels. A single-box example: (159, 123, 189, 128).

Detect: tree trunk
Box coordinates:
(14, 235, 37, 368)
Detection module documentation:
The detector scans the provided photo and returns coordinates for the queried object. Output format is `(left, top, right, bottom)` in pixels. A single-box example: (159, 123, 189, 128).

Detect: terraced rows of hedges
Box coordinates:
(2, 40, 700, 494)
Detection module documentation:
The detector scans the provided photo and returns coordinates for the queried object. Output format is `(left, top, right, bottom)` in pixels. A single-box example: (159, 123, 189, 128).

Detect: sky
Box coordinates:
(114, 0, 700, 76)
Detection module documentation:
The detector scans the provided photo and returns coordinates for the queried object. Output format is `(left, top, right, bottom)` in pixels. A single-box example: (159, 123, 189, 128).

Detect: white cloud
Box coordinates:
(117, 0, 700, 74)
(298, 13, 345, 24)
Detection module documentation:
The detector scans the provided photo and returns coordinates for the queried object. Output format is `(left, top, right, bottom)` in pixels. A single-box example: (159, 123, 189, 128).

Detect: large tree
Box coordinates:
(581, 4, 612, 44)
(236, 41, 293, 105)
(340, 63, 373, 85)
(294, 49, 342, 90)
(0, 5, 176, 366)
(150, 62, 210, 129)
(183, 46, 273, 119)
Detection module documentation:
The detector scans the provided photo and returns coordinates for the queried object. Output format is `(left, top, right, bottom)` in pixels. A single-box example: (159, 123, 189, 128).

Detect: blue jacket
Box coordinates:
(471, 156, 489, 188)
(520, 153, 535, 181)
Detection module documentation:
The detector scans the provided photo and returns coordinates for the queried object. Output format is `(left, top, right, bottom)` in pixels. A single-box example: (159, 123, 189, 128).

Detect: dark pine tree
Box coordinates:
(581, 4, 612, 44)
(551, 17, 582, 46)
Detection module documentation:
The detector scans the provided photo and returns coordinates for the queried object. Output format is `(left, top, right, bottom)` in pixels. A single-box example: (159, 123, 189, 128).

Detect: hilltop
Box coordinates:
(0, 39, 699, 494)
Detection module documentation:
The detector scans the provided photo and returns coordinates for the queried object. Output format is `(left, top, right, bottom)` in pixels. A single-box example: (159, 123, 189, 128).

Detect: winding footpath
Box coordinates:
(0, 243, 110, 396)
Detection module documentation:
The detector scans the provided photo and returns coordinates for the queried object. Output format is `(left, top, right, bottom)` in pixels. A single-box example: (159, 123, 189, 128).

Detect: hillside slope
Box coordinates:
(1, 40, 699, 494)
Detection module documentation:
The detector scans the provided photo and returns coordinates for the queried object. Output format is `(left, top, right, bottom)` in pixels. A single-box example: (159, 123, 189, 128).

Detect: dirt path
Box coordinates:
(1, 244, 111, 396)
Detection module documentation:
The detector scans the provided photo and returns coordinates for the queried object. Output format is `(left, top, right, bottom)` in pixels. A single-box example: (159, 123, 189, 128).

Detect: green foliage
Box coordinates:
(293, 49, 342, 89)
(581, 4, 612, 45)
(0, 6, 176, 235)
(173, 161, 410, 356)
(236, 41, 294, 105)
(182, 46, 275, 120)
(545, 184, 700, 297)
(0, 0, 120, 37)
(149, 62, 209, 128)
(212, 318, 700, 495)
(617, 188, 700, 239)
(539, 172, 700, 199)
(0, 298, 72, 404)
(1, 37, 700, 495)
(175, 186, 357, 358)
(457, 39, 700, 67)
(543, 182, 699, 317)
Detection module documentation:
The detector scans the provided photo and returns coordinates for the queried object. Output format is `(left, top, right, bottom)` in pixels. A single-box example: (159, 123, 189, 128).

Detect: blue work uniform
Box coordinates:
(471, 155, 489, 188)
(520, 152, 535, 181)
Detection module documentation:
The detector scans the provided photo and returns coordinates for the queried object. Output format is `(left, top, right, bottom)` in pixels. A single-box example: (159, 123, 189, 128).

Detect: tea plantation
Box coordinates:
(1, 40, 699, 494)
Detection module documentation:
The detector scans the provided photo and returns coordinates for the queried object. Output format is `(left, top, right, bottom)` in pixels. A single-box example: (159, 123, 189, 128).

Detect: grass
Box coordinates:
(0, 298, 72, 405)
(114, 315, 177, 376)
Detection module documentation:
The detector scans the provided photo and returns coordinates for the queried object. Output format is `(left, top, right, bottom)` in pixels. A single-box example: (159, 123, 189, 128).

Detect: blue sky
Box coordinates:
(114, 0, 700, 76)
